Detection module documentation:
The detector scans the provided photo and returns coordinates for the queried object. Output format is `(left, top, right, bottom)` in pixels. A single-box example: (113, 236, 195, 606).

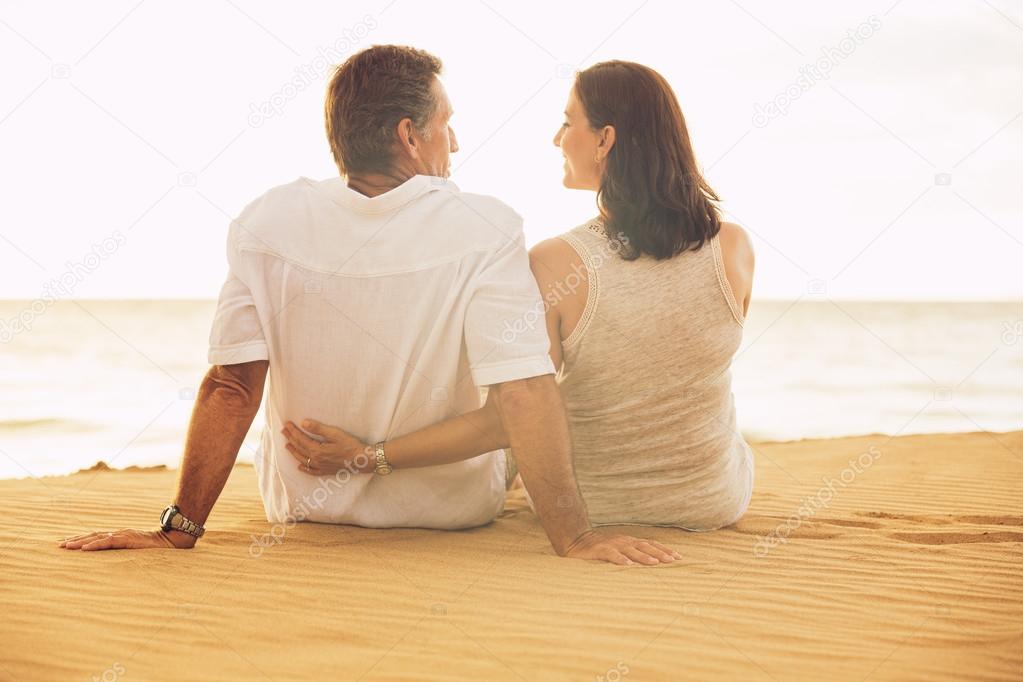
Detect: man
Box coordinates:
(58, 45, 678, 566)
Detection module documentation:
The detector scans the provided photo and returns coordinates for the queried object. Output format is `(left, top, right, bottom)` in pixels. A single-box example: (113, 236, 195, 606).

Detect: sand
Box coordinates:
(1, 429, 1021, 681)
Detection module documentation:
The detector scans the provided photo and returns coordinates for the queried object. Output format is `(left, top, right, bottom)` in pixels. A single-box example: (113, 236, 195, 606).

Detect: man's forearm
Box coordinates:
(171, 361, 268, 541)
(492, 375, 591, 555)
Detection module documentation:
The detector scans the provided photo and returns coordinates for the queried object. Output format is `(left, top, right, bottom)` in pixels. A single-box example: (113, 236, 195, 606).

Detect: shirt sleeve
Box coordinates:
(463, 229, 556, 387)
(207, 227, 269, 366)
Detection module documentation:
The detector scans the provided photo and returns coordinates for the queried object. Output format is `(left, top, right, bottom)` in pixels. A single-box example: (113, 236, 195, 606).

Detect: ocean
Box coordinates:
(0, 299, 1020, 480)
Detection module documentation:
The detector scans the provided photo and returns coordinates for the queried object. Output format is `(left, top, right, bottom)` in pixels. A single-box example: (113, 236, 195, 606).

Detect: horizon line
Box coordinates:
(0, 297, 1019, 304)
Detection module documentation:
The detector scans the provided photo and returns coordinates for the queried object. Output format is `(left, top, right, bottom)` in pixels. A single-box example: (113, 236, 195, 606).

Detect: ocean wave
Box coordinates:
(0, 417, 101, 432)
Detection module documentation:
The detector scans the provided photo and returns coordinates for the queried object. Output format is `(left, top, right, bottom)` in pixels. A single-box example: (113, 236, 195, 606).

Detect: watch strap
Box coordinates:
(373, 441, 392, 475)
(162, 504, 205, 538)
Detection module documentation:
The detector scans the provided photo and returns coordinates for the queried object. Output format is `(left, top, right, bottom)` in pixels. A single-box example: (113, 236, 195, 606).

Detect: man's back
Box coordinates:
(208, 175, 554, 528)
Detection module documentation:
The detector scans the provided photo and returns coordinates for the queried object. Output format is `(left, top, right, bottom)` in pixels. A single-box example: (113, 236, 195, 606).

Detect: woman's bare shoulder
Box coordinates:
(716, 221, 755, 315)
(528, 236, 584, 284)
(717, 221, 755, 273)
(529, 235, 589, 347)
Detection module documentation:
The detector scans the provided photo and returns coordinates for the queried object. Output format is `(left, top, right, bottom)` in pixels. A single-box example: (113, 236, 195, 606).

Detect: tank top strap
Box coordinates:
(560, 218, 613, 257)
(556, 219, 619, 350)
(709, 234, 745, 327)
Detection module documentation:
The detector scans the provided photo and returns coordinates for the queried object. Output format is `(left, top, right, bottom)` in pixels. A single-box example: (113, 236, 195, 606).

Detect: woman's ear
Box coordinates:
(596, 125, 616, 161)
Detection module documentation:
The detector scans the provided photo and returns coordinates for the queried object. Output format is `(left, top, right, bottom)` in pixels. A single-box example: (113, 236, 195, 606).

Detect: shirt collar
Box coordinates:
(315, 174, 459, 214)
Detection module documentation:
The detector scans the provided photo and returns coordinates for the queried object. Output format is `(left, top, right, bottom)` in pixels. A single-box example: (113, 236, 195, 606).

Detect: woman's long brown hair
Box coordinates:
(575, 61, 721, 260)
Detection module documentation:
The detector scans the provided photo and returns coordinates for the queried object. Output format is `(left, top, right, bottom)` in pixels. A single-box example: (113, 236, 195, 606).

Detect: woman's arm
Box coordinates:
(282, 389, 509, 475)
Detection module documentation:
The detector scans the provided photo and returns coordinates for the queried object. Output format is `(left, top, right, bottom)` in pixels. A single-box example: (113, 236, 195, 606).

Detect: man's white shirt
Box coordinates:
(208, 175, 554, 529)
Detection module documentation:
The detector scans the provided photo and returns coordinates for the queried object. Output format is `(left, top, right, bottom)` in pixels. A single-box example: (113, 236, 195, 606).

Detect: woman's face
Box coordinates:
(553, 88, 604, 191)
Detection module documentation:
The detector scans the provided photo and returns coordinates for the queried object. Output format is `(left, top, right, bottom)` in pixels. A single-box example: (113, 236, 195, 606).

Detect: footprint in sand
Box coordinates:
(888, 531, 1023, 545)
(857, 512, 1023, 527)
(733, 513, 1023, 545)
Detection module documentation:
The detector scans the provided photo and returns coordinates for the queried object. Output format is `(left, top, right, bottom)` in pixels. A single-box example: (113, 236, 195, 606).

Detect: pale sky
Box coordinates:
(0, 0, 1020, 300)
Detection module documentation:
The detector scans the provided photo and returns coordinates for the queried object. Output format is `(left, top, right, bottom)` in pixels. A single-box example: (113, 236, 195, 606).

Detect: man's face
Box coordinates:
(415, 77, 459, 178)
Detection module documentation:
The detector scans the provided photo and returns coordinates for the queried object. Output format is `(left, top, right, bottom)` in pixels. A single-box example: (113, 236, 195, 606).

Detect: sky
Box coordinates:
(0, 0, 1021, 301)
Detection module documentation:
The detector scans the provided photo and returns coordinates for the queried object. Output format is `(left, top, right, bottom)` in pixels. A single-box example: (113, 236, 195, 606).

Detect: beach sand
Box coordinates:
(2, 430, 1021, 681)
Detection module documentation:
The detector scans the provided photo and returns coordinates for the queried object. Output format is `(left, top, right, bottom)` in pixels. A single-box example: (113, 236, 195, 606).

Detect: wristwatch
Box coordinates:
(160, 504, 206, 538)
(373, 441, 393, 475)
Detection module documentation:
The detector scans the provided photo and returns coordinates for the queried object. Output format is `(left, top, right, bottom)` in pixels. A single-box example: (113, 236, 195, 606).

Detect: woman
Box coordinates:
(283, 60, 755, 530)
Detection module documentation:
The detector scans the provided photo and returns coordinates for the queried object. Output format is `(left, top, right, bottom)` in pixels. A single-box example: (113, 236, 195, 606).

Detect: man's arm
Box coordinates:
(489, 375, 586, 553)
(168, 360, 269, 545)
(58, 360, 268, 551)
(491, 374, 680, 565)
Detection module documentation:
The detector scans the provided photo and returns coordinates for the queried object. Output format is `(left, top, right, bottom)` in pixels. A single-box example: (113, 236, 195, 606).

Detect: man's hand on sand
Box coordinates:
(58, 529, 196, 551)
(565, 530, 681, 566)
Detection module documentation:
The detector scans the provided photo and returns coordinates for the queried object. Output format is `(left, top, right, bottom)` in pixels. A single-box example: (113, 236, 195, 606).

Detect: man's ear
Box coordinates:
(395, 117, 420, 160)
(597, 125, 616, 161)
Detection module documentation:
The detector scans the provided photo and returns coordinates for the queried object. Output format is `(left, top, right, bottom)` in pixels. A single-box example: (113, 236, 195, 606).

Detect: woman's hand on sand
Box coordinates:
(58, 529, 196, 551)
(564, 530, 681, 566)
(283, 419, 373, 476)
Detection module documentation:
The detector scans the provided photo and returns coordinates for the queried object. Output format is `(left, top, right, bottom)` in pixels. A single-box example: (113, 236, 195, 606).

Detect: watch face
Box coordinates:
(160, 506, 174, 530)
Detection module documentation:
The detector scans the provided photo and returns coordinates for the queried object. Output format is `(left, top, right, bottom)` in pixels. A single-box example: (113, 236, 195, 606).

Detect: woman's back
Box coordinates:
(555, 219, 753, 530)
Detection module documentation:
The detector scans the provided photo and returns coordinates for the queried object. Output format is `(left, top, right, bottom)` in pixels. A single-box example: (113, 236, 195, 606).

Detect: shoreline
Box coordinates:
(17, 427, 1014, 480)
